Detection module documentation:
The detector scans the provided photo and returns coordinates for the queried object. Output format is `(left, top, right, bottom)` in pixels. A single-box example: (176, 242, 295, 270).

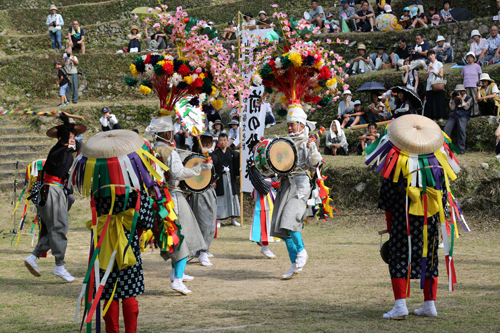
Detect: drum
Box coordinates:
(380, 240, 389, 264)
(180, 154, 215, 193)
(253, 138, 298, 177)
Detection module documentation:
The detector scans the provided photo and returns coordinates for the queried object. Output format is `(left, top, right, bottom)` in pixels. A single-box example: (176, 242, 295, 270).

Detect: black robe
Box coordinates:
(212, 147, 239, 197)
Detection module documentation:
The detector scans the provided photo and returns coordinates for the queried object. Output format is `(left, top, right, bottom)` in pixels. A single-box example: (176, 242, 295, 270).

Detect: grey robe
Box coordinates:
(188, 187, 217, 249)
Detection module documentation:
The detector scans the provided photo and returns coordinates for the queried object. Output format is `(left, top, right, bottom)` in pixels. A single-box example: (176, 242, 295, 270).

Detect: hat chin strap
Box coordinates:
(154, 132, 174, 146)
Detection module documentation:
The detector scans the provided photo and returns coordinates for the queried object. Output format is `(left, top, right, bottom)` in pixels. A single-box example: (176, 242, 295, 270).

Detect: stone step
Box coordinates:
(0, 144, 51, 153)
(0, 152, 46, 161)
(0, 181, 18, 192)
(0, 137, 51, 144)
(0, 161, 34, 171)
(0, 120, 17, 127)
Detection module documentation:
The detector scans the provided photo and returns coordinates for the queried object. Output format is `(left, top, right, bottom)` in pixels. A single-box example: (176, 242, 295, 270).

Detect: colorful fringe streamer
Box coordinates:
(0, 109, 62, 117)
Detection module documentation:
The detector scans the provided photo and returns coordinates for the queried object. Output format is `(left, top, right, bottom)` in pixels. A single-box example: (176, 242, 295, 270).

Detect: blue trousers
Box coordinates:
(436, 48, 453, 63)
(49, 30, 62, 49)
(171, 257, 187, 278)
(284, 230, 305, 264)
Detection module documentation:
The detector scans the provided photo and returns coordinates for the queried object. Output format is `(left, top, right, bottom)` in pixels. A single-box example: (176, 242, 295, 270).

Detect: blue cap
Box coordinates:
(200, 131, 214, 137)
(353, 100, 361, 106)
(403, 7, 409, 11)
(101, 107, 110, 113)
(341, 0, 348, 5)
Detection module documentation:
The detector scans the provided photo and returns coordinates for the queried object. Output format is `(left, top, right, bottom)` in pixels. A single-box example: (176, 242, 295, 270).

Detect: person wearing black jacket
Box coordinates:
(212, 133, 240, 226)
(24, 113, 86, 282)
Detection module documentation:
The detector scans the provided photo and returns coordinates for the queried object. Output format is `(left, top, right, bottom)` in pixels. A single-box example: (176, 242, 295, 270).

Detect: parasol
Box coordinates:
(356, 81, 385, 93)
(131, 7, 160, 18)
(450, 8, 474, 22)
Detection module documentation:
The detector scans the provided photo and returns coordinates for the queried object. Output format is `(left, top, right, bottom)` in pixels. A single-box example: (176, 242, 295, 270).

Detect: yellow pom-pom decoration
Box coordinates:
(326, 78, 337, 87)
(157, 60, 165, 66)
(139, 85, 152, 95)
(313, 60, 324, 69)
(183, 76, 194, 85)
(279, 95, 288, 105)
(288, 52, 303, 67)
(212, 99, 223, 110)
(130, 64, 138, 77)
(211, 86, 217, 96)
(199, 73, 206, 80)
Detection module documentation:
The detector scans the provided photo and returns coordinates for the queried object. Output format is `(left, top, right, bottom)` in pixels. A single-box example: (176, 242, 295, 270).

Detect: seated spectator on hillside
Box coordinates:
(325, 13, 340, 33)
(409, 7, 427, 29)
(375, 0, 391, 15)
(401, 59, 419, 92)
(476, 73, 500, 115)
(440, 1, 453, 23)
(324, 120, 349, 155)
(370, 43, 389, 70)
(407, 0, 423, 14)
(261, 102, 276, 128)
(339, 0, 356, 31)
(306, 0, 325, 29)
(341, 100, 366, 128)
(350, 44, 371, 75)
(100, 107, 122, 131)
(380, 81, 397, 114)
(426, 6, 440, 26)
(227, 119, 240, 149)
(469, 30, 486, 61)
(390, 37, 410, 69)
(222, 21, 237, 41)
(400, 7, 412, 29)
(357, 122, 379, 155)
(127, 25, 141, 53)
(241, 12, 256, 31)
(47, 5, 64, 50)
(394, 90, 416, 115)
(257, 11, 272, 26)
(495, 123, 500, 158)
(146, 24, 166, 50)
(434, 36, 453, 63)
(462, 52, 482, 117)
(410, 33, 429, 70)
(207, 22, 218, 39)
(366, 93, 388, 121)
(337, 90, 354, 120)
(444, 84, 471, 154)
(68, 21, 85, 54)
(353, 1, 375, 32)
(478, 26, 500, 66)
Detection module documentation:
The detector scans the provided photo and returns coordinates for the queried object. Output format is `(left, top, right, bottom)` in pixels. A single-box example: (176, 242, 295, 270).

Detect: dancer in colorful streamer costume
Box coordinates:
(24, 113, 86, 282)
(365, 114, 469, 319)
(147, 115, 212, 295)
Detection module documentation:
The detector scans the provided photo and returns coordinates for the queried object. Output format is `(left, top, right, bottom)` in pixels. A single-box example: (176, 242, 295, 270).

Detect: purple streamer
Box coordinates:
(129, 152, 154, 188)
(126, 152, 143, 189)
(365, 141, 393, 165)
(420, 257, 427, 289)
(427, 154, 443, 190)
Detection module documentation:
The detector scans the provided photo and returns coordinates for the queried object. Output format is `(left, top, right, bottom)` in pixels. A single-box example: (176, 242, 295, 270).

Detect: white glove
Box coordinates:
(309, 142, 322, 166)
(200, 163, 213, 171)
(223, 166, 230, 173)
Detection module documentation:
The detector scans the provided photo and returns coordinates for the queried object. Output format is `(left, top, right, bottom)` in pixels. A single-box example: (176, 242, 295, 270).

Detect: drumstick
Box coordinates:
(348, 120, 391, 131)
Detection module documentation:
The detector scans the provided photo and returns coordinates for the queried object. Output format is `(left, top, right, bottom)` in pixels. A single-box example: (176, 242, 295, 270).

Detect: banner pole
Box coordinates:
(238, 11, 244, 226)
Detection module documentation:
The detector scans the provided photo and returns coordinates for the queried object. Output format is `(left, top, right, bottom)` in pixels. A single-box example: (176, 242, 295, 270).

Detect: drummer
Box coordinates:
(271, 106, 322, 279)
(145, 115, 212, 295)
(187, 132, 218, 266)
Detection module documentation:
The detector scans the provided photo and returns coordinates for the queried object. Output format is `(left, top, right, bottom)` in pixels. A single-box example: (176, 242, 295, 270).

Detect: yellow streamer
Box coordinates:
(136, 149, 162, 182)
(83, 158, 96, 197)
(102, 278, 119, 317)
(141, 149, 169, 174)
(407, 187, 441, 217)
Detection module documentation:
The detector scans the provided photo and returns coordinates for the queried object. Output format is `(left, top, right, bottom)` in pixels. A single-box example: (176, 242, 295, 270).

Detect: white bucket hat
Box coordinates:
(470, 30, 481, 38)
(479, 73, 494, 82)
(465, 51, 476, 60)
(436, 36, 446, 43)
(49, 4, 57, 10)
(343, 90, 352, 95)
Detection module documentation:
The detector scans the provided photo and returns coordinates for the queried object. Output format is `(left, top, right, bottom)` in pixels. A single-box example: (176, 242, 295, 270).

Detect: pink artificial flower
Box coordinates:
(345, 63, 350, 68)
(272, 4, 278, 7)
(336, 38, 341, 43)
(343, 84, 350, 90)
(338, 68, 343, 73)
(344, 74, 349, 79)
(344, 40, 349, 45)
(326, 38, 331, 44)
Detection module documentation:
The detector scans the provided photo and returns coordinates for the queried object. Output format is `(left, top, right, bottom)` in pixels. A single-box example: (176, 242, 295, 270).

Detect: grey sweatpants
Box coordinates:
(32, 185, 69, 266)
(65, 73, 78, 103)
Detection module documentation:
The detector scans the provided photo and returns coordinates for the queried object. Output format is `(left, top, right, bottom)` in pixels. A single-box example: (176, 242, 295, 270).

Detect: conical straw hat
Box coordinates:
(387, 115, 444, 155)
(82, 130, 145, 158)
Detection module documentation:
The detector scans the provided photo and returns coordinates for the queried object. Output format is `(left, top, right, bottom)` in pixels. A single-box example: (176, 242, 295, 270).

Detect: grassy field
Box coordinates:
(0, 193, 499, 333)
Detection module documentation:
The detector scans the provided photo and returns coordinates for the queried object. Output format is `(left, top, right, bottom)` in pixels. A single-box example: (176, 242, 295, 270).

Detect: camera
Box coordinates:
(452, 90, 461, 98)
(476, 80, 482, 87)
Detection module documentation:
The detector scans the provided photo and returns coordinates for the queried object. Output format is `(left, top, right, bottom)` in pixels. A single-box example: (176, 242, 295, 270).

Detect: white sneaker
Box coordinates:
(53, 265, 75, 282)
(217, 221, 221, 228)
(261, 245, 276, 259)
(414, 300, 438, 317)
(294, 249, 308, 268)
(24, 254, 41, 277)
(171, 278, 192, 295)
(207, 252, 214, 258)
(170, 268, 195, 282)
(438, 243, 444, 249)
(383, 299, 408, 320)
(199, 251, 213, 266)
(495, 154, 500, 159)
(282, 265, 302, 280)
(265, 124, 272, 128)
(231, 219, 241, 227)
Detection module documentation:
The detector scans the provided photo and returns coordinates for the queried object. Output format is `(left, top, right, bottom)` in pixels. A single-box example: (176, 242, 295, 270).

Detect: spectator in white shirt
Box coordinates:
(434, 36, 453, 63)
(99, 107, 122, 131)
(46, 5, 64, 50)
(227, 119, 240, 149)
(262, 102, 276, 127)
(469, 30, 486, 62)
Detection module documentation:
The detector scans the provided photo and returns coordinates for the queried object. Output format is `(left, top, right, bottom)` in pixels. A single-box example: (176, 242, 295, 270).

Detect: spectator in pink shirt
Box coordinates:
(461, 51, 482, 116)
(469, 30, 486, 61)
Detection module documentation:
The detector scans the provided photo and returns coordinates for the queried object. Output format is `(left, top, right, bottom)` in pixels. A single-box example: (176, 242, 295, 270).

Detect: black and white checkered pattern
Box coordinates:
(94, 190, 154, 300)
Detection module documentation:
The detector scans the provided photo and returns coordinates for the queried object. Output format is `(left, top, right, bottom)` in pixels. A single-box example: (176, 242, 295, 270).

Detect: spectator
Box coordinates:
(357, 122, 379, 155)
(390, 37, 410, 69)
(325, 13, 340, 33)
(146, 23, 166, 50)
(68, 21, 85, 54)
(425, 50, 447, 120)
(257, 11, 272, 26)
(241, 12, 256, 31)
(394, 90, 416, 114)
(409, 7, 427, 29)
(99, 107, 122, 131)
(227, 119, 240, 149)
(375, 0, 391, 15)
(306, 0, 325, 29)
(440, 1, 453, 23)
(444, 84, 472, 154)
(262, 102, 276, 128)
(211, 119, 226, 147)
(53, 61, 69, 107)
(174, 118, 188, 148)
(221, 21, 237, 41)
(339, 0, 356, 32)
(401, 59, 419, 92)
(410, 33, 430, 70)
(324, 120, 349, 155)
(341, 100, 367, 128)
(337, 90, 354, 120)
(127, 25, 142, 53)
(366, 93, 387, 121)
(469, 30, 486, 61)
(407, 0, 423, 15)
(434, 36, 453, 63)
(381, 81, 397, 114)
(478, 26, 500, 66)
(427, 6, 440, 26)
(350, 44, 371, 75)
(46, 5, 64, 50)
(399, 7, 412, 30)
(476, 73, 500, 116)
(495, 124, 500, 158)
(63, 48, 79, 104)
(370, 43, 389, 70)
(462, 51, 482, 117)
(353, 1, 374, 32)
